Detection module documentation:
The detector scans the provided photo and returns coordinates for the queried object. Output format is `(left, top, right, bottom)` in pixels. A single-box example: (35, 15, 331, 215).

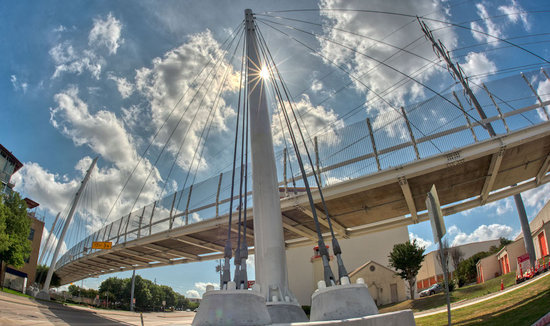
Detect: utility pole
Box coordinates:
(37, 157, 98, 300)
(130, 269, 136, 312)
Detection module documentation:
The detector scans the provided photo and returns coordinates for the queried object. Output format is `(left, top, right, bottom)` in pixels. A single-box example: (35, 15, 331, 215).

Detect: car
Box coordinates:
(419, 283, 443, 297)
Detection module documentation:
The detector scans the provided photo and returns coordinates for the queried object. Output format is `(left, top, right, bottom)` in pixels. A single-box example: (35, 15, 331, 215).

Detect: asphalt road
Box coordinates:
(0, 292, 195, 325)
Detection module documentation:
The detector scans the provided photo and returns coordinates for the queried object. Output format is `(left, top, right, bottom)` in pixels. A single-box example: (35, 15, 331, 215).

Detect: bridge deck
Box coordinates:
(55, 120, 550, 284)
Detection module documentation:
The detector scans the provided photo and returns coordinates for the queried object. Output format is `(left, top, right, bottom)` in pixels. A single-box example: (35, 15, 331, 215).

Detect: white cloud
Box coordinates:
(108, 73, 134, 98)
(498, 0, 530, 31)
(470, 3, 503, 46)
(535, 75, 550, 121)
(271, 94, 343, 148)
(460, 52, 497, 82)
(49, 42, 104, 79)
(135, 30, 239, 172)
(53, 25, 66, 33)
(185, 289, 200, 298)
(486, 197, 514, 215)
(194, 281, 218, 292)
(450, 224, 514, 246)
(189, 212, 202, 223)
(12, 162, 80, 214)
(311, 80, 323, 92)
(10, 75, 28, 93)
(88, 13, 123, 55)
(51, 86, 137, 167)
(13, 87, 164, 233)
(318, 0, 455, 139)
(49, 87, 163, 223)
(50, 13, 123, 79)
(523, 183, 550, 213)
(186, 281, 219, 298)
(409, 232, 433, 249)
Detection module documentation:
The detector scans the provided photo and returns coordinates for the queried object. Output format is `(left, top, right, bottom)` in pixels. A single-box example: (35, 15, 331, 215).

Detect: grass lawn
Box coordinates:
(379, 272, 516, 313)
(416, 273, 550, 325)
(1, 287, 33, 298)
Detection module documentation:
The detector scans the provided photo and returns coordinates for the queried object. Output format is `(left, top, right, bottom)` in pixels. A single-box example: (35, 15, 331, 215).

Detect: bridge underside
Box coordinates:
(55, 122, 550, 284)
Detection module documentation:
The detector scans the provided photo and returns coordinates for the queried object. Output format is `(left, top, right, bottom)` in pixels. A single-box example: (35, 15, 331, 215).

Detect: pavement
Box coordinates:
(0, 291, 195, 325)
(414, 270, 550, 318)
(1, 272, 548, 325)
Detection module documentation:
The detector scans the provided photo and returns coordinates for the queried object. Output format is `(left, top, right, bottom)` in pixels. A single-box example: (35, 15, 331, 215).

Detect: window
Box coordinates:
(28, 228, 35, 241)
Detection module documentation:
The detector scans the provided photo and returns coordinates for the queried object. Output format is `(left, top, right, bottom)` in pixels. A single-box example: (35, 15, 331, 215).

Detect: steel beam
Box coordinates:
(297, 205, 348, 238)
(480, 146, 506, 205)
(281, 214, 318, 242)
(171, 236, 225, 253)
(144, 243, 199, 260)
(398, 176, 418, 223)
(536, 152, 550, 185)
(124, 249, 171, 264)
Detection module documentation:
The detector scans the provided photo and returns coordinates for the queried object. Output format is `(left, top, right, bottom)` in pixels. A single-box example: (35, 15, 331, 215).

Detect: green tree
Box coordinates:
(0, 192, 31, 266)
(35, 264, 61, 287)
(176, 293, 190, 309)
(0, 192, 32, 287)
(388, 239, 426, 299)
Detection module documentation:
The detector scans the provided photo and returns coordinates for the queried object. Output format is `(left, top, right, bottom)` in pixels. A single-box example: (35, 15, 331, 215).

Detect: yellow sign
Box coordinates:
(92, 241, 112, 250)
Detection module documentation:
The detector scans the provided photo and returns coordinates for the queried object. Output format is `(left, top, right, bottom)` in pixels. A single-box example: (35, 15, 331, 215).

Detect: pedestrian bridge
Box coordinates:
(54, 70, 550, 285)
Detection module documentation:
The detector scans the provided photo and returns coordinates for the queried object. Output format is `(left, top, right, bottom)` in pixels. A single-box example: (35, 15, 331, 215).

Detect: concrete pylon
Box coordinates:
(514, 193, 536, 268)
(244, 8, 307, 323)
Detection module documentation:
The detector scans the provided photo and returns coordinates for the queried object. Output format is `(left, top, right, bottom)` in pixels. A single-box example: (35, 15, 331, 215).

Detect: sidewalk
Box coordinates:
(414, 271, 550, 318)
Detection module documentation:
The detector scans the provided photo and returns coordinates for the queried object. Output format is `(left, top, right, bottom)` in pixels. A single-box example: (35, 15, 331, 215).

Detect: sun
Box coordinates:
(259, 65, 270, 80)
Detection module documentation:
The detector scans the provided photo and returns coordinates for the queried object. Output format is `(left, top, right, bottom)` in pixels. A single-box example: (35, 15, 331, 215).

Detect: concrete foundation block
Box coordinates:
(192, 289, 271, 326)
(310, 283, 378, 321)
(267, 302, 309, 323)
(273, 309, 416, 326)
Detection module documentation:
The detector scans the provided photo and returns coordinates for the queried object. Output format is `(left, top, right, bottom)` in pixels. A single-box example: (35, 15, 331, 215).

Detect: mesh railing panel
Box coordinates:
(56, 70, 550, 269)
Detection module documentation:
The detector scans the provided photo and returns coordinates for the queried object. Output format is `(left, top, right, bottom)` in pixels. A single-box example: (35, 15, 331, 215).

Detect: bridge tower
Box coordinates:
(244, 8, 308, 323)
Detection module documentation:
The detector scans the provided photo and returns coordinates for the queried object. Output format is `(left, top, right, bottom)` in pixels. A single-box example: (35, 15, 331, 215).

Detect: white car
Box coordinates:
(419, 283, 442, 297)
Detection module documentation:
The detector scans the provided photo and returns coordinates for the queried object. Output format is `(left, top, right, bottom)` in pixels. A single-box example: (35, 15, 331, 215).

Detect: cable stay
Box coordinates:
(256, 23, 347, 285)
(100, 21, 245, 232)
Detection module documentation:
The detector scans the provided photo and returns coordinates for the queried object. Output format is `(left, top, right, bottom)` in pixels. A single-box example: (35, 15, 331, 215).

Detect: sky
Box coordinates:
(2, 0, 550, 298)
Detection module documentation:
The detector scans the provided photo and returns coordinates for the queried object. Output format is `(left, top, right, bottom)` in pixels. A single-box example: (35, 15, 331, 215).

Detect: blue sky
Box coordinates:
(2, 0, 550, 298)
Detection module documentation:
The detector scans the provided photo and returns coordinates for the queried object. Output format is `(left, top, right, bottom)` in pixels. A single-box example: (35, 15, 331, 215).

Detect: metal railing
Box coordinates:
(56, 69, 550, 270)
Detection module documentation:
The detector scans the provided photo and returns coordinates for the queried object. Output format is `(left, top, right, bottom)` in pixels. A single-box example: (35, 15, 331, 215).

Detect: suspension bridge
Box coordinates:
(34, 9, 550, 319)
(51, 70, 550, 285)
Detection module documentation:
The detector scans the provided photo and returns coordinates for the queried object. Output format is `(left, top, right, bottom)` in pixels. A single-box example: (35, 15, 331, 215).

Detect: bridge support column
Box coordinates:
(243, 8, 307, 323)
(130, 269, 136, 312)
(37, 157, 97, 301)
(514, 193, 536, 269)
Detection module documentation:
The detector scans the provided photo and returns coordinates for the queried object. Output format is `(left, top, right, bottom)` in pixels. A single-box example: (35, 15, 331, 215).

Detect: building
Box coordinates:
(0, 144, 45, 293)
(515, 200, 550, 262)
(0, 144, 23, 196)
(348, 260, 407, 306)
(2, 208, 45, 293)
(476, 199, 550, 283)
(286, 226, 409, 306)
(416, 239, 500, 291)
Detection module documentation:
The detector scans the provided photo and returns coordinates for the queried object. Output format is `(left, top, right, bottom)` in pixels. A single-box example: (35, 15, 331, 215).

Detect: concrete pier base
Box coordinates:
(273, 309, 416, 326)
(310, 283, 378, 321)
(192, 289, 271, 326)
(36, 290, 51, 301)
(267, 302, 309, 323)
